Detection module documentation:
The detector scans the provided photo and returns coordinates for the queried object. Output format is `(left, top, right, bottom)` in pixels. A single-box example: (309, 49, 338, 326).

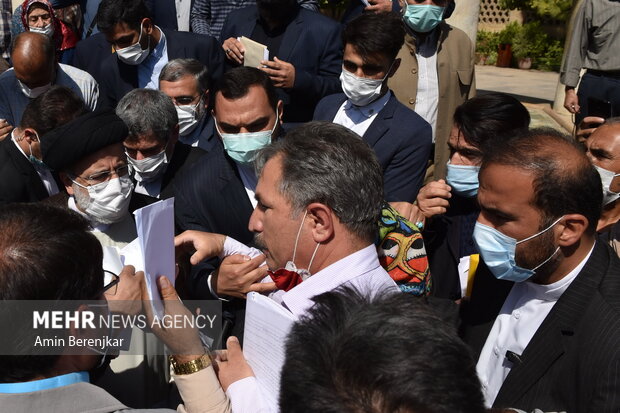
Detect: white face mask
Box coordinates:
(339, 62, 393, 107)
(72, 175, 134, 225)
(115, 22, 150, 65)
(18, 79, 51, 99)
(126, 145, 169, 182)
(176, 99, 205, 136)
(595, 165, 620, 205)
(30, 23, 54, 37)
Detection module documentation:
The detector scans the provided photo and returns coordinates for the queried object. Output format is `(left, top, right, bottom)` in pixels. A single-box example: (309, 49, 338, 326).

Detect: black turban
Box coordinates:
(41, 109, 128, 171)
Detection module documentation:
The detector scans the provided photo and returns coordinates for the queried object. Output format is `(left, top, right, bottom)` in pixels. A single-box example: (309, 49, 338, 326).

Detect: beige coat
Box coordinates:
(389, 22, 476, 180)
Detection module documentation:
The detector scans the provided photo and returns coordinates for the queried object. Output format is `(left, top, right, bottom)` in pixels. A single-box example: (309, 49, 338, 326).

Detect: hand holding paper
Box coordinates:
(260, 57, 295, 89)
(238, 36, 269, 68)
(223, 37, 246, 65)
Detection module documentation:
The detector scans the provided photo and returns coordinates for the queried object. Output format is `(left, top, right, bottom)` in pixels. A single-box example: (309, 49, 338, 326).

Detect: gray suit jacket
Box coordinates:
(0, 381, 175, 412)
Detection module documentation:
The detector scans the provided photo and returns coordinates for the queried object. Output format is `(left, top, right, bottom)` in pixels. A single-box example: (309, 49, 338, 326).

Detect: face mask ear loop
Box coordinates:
(532, 246, 561, 272)
(291, 209, 309, 263)
(307, 242, 321, 275)
(516, 216, 564, 245)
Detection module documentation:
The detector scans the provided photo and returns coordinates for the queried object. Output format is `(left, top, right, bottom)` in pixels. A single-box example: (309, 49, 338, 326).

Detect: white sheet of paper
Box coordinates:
(243, 292, 296, 412)
(120, 237, 144, 272)
(102, 246, 124, 280)
(239, 36, 269, 68)
(133, 198, 175, 319)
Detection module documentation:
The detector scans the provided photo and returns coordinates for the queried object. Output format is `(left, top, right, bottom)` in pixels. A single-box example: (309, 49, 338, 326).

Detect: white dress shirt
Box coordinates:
(414, 37, 439, 142)
(332, 91, 391, 138)
(175, 0, 191, 31)
(11, 131, 59, 196)
(476, 244, 595, 407)
(134, 177, 163, 198)
(223, 240, 399, 412)
(237, 162, 258, 208)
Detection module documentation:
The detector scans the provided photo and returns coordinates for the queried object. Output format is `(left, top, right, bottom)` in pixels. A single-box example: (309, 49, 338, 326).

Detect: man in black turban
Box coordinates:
(42, 109, 137, 247)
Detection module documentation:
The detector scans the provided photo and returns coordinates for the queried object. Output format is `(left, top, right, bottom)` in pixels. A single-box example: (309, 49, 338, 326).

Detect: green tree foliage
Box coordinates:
(499, 0, 576, 21)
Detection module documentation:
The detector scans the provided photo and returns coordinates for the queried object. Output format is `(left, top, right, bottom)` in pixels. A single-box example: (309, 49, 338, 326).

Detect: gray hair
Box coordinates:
(254, 121, 384, 243)
(115, 88, 178, 144)
(159, 58, 209, 94)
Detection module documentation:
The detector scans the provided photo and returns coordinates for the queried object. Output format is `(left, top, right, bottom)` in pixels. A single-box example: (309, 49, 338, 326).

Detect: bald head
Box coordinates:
(11, 32, 55, 88)
(481, 128, 603, 233)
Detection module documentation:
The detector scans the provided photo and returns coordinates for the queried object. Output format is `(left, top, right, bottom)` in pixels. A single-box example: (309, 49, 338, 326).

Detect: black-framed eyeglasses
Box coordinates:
(75, 165, 129, 185)
(103, 270, 120, 296)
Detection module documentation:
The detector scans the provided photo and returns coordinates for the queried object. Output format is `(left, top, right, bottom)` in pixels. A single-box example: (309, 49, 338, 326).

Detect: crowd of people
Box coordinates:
(0, 0, 619, 412)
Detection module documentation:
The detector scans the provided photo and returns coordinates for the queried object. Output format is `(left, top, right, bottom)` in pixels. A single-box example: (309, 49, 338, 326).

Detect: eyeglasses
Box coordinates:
(103, 270, 120, 296)
(172, 95, 201, 106)
(75, 165, 129, 185)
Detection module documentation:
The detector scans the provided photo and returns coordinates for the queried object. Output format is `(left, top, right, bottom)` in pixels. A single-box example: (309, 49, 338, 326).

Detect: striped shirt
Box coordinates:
(190, 0, 319, 41)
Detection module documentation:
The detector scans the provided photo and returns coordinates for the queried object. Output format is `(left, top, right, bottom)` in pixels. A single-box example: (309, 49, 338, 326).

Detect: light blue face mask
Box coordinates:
(473, 217, 563, 283)
(446, 161, 480, 197)
(403, 4, 445, 33)
(217, 110, 279, 165)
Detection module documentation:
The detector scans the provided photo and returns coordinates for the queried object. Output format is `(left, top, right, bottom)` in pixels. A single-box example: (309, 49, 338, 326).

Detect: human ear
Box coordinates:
(556, 214, 589, 247)
(307, 203, 334, 243)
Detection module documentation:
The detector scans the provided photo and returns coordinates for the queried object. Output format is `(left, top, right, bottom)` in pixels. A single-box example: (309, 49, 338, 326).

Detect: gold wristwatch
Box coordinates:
(169, 353, 212, 375)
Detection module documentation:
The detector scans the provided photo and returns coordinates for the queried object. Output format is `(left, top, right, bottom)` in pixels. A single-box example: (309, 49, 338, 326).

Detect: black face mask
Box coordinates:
(257, 0, 297, 25)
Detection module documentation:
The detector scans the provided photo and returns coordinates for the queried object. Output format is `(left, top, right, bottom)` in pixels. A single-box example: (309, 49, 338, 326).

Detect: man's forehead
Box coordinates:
(105, 22, 138, 42)
(479, 163, 535, 206)
(590, 124, 620, 153)
(160, 75, 199, 95)
(256, 156, 283, 194)
(214, 87, 273, 124)
(73, 143, 126, 173)
(125, 132, 166, 147)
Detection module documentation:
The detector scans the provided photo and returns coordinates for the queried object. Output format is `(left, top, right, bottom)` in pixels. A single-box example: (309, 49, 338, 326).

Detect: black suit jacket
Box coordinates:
(72, 32, 112, 88)
(0, 137, 53, 203)
(425, 195, 479, 300)
(144, 0, 195, 31)
(130, 142, 206, 211)
(221, 6, 342, 122)
(460, 241, 620, 412)
(174, 148, 255, 296)
(98, 29, 224, 108)
(313, 92, 432, 202)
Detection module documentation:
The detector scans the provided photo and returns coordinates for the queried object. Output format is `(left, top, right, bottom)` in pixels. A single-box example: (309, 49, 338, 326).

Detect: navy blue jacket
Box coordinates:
(144, 0, 195, 31)
(96, 29, 224, 109)
(314, 92, 432, 202)
(220, 6, 343, 122)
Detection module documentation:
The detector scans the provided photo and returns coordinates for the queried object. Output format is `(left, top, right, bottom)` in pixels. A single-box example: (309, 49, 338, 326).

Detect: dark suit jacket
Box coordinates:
(460, 241, 620, 412)
(72, 32, 112, 88)
(98, 29, 224, 108)
(0, 137, 54, 203)
(425, 194, 479, 300)
(313, 92, 432, 202)
(174, 148, 255, 295)
(220, 6, 343, 123)
(182, 114, 222, 153)
(174, 148, 254, 341)
(144, 0, 194, 31)
(129, 142, 206, 211)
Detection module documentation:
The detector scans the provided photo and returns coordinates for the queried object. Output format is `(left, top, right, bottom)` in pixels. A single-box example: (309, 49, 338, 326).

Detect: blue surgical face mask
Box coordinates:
(216, 109, 279, 165)
(403, 4, 445, 33)
(473, 216, 563, 283)
(446, 161, 480, 197)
